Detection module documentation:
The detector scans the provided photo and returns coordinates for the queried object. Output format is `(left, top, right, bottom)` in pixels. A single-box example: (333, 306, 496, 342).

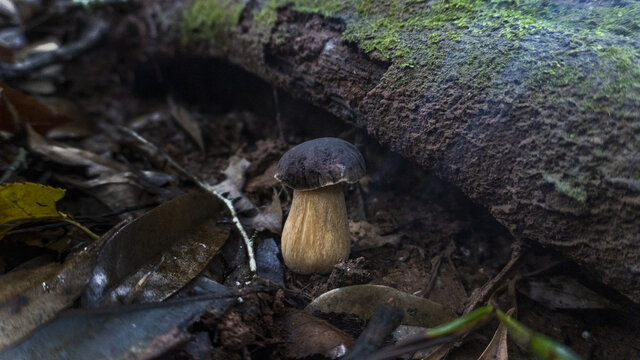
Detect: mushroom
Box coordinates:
(275, 137, 365, 274)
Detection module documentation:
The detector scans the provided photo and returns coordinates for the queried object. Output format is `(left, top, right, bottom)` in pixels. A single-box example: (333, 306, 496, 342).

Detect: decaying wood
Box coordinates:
(159, 0, 640, 302)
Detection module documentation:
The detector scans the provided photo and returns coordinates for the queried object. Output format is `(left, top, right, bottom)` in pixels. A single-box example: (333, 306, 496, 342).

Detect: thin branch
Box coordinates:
(464, 241, 525, 313)
(118, 126, 257, 272)
(0, 18, 109, 78)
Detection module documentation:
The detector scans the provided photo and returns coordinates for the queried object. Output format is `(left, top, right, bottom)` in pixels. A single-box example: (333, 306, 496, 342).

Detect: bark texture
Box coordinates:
(175, 0, 640, 301)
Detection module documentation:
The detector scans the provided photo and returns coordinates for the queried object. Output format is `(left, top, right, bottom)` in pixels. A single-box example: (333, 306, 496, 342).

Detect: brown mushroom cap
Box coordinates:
(274, 137, 365, 191)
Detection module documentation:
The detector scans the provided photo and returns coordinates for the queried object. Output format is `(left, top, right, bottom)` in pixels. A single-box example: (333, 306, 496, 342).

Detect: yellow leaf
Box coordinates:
(0, 182, 66, 238)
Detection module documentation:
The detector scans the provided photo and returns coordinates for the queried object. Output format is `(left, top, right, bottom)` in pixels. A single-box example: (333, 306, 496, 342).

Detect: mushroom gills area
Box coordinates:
(281, 184, 350, 274)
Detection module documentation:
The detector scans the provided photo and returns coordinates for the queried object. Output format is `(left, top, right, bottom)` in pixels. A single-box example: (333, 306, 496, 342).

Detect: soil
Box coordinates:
(1, 3, 639, 360)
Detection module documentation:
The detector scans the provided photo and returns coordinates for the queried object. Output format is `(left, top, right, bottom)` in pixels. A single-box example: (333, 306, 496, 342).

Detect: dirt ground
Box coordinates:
(1, 4, 639, 360)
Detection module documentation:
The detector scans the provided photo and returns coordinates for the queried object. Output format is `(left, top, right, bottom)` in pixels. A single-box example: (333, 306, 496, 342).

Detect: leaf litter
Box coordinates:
(84, 191, 230, 306)
(0, 4, 638, 359)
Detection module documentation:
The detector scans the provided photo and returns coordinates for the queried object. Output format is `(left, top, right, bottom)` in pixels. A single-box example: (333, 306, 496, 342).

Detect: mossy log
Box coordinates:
(176, 0, 640, 302)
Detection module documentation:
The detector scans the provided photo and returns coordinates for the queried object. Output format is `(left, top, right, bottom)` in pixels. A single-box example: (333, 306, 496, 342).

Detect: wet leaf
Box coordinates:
(283, 309, 354, 359)
(0, 228, 111, 350)
(84, 191, 230, 306)
(27, 125, 126, 176)
(477, 308, 514, 360)
(256, 238, 284, 287)
(168, 98, 204, 152)
(1, 291, 235, 360)
(305, 285, 456, 327)
(0, 81, 71, 134)
(517, 275, 619, 311)
(0, 182, 66, 238)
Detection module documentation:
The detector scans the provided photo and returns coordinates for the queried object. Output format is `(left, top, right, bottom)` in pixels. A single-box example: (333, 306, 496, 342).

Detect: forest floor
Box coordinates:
(0, 2, 639, 360)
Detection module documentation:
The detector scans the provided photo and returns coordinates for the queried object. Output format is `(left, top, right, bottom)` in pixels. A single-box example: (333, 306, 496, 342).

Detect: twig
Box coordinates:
(117, 126, 257, 272)
(464, 241, 525, 313)
(367, 307, 496, 360)
(0, 18, 109, 78)
(0, 147, 27, 184)
(422, 242, 526, 358)
(61, 216, 99, 240)
(423, 254, 443, 297)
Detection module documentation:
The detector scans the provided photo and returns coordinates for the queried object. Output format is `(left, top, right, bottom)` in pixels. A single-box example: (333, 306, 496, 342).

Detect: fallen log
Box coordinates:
(172, 0, 640, 302)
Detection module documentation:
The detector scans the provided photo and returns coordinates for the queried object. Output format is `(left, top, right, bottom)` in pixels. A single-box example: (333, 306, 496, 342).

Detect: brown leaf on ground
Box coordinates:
(168, 98, 204, 153)
(245, 163, 279, 194)
(283, 309, 354, 359)
(0, 81, 71, 134)
(27, 125, 126, 176)
(0, 226, 113, 350)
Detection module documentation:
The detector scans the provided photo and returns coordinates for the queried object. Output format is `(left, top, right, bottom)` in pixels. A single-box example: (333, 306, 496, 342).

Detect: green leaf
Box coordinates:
(0, 182, 66, 239)
(496, 309, 582, 360)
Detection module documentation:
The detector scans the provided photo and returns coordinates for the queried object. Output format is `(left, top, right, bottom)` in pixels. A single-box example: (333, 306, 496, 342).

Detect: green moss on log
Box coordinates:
(181, 0, 640, 115)
(181, 0, 246, 45)
(543, 175, 588, 203)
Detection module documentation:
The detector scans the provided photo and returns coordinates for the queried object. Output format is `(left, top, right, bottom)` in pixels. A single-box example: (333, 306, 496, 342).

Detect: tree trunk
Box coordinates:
(173, 0, 640, 302)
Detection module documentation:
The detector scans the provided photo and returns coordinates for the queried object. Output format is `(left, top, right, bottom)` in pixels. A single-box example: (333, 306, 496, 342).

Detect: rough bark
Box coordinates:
(173, 0, 640, 302)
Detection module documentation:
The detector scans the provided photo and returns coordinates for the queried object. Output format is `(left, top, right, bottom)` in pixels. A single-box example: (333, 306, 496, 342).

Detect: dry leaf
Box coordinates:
(477, 308, 515, 360)
(168, 98, 204, 152)
(251, 189, 282, 234)
(27, 125, 126, 176)
(211, 156, 254, 213)
(0, 81, 71, 134)
(283, 309, 354, 359)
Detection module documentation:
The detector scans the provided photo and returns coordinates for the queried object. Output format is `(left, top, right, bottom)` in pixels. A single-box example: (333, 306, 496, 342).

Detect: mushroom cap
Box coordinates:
(275, 137, 366, 191)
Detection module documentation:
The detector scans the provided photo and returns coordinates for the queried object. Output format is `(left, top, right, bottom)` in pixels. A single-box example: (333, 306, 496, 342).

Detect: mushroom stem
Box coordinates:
(281, 184, 350, 274)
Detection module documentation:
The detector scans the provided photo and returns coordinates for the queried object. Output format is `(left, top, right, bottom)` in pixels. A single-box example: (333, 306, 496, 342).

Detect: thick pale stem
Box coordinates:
(281, 184, 351, 274)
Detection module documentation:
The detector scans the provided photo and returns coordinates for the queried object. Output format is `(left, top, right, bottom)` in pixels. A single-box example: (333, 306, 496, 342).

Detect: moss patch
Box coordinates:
(181, 0, 640, 115)
(181, 0, 246, 45)
(544, 175, 588, 203)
